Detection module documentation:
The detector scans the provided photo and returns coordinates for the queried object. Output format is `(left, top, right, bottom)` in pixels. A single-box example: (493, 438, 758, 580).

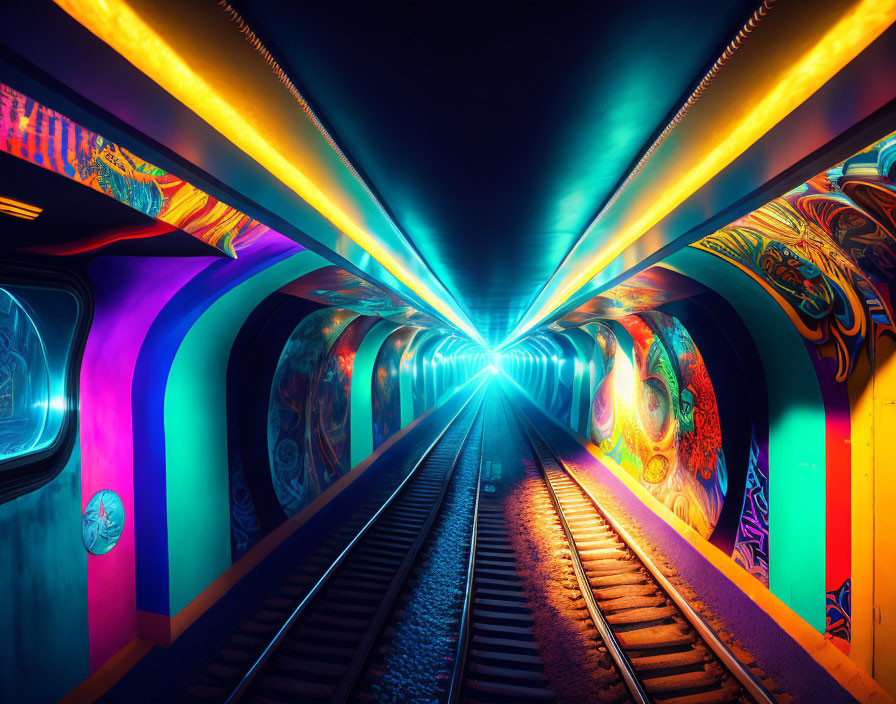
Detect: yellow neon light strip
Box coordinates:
(503, 0, 896, 347)
(0, 196, 42, 219)
(0, 210, 38, 220)
(53, 0, 484, 345)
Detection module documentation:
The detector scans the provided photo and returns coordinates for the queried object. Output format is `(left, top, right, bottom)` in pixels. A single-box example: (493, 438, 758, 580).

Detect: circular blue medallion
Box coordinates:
(82, 490, 125, 555)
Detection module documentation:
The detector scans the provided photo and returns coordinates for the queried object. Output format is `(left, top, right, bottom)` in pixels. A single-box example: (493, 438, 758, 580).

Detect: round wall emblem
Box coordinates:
(82, 490, 125, 555)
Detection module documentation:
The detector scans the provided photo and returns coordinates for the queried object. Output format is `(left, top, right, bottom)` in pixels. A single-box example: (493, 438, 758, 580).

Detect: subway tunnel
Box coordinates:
(2, 1, 896, 702)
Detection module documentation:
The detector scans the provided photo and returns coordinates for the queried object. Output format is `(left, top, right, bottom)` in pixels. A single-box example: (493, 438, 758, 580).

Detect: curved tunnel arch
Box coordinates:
(151, 248, 329, 617)
(5, 15, 896, 701)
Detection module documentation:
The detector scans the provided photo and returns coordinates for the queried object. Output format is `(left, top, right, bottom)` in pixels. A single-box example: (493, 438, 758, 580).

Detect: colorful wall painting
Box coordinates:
(0, 287, 49, 462)
(687, 133, 896, 644)
(0, 83, 269, 256)
(588, 311, 727, 539)
(307, 316, 379, 484)
(267, 308, 358, 517)
(372, 327, 416, 449)
(81, 490, 125, 555)
(692, 132, 896, 382)
(731, 431, 770, 586)
(826, 579, 852, 644)
(548, 267, 706, 331)
(280, 266, 448, 330)
(264, 309, 455, 527)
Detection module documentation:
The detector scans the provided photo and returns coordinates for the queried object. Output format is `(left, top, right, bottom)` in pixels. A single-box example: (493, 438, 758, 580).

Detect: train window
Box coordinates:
(0, 266, 88, 503)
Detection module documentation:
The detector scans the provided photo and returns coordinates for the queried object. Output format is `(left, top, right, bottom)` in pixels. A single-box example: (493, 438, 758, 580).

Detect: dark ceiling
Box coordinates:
(0, 151, 223, 259)
(234, 0, 756, 344)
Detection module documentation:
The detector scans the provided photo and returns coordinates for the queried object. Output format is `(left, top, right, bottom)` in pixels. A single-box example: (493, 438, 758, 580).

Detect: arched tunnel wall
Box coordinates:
(0, 243, 485, 703)
(504, 133, 896, 687)
(2, 66, 896, 704)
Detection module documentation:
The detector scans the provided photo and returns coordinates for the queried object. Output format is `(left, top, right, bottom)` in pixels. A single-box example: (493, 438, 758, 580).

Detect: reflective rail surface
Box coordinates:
(446, 408, 484, 702)
(449, 392, 557, 702)
(515, 405, 776, 704)
(219, 381, 486, 704)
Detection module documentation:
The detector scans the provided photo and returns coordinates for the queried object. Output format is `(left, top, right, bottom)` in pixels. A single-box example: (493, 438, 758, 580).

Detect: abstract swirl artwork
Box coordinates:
(267, 309, 357, 517)
(589, 312, 727, 538)
(81, 490, 125, 555)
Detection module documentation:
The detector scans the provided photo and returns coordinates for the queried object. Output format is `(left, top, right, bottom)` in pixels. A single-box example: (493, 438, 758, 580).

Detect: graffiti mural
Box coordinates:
(731, 432, 770, 586)
(307, 316, 379, 485)
(81, 490, 125, 555)
(0, 83, 268, 256)
(693, 133, 896, 381)
(688, 133, 896, 642)
(589, 312, 727, 539)
(372, 327, 416, 449)
(281, 266, 448, 330)
(826, 579, 852, 644)
(267, 308, 358, 517)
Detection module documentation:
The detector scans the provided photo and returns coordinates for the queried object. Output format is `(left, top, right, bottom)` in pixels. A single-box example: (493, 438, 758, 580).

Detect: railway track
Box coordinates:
(213, 383, 485, 704)
(447, 393, 557, 704)
(450, 493, 556, 703)
(512, 406, 776, 704)
(193, 381, 776, 704)
(352, 388, 486, 701)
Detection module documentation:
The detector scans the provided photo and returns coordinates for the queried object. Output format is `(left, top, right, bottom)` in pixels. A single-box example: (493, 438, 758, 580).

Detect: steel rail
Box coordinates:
(446, 394, 486, 702)
(512, 406, 651, 704)
(333, 393, 485, 702)
(519, 403, 776, 704)
(224, 377, 487, 704)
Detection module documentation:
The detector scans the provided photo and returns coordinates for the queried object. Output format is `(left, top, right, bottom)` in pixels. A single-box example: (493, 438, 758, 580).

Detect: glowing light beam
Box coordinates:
(502, 0, 896, 348)
(54, 0, 484, 345)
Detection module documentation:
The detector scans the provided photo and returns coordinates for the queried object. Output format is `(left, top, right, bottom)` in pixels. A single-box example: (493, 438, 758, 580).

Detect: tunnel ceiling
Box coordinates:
(231, 0, 756, 345)
(0, 151, 221, 258)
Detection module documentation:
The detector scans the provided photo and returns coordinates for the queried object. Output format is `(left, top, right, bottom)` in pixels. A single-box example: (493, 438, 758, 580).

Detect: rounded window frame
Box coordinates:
(0, 260, 92, 505)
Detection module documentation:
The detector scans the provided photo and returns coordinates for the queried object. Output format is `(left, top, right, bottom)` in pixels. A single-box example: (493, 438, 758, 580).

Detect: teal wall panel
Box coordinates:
(0, 433, 88, 704)
(350, 320, 399, 467)
(164, 252, 326, 616)
(667, 249, 826, 632)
